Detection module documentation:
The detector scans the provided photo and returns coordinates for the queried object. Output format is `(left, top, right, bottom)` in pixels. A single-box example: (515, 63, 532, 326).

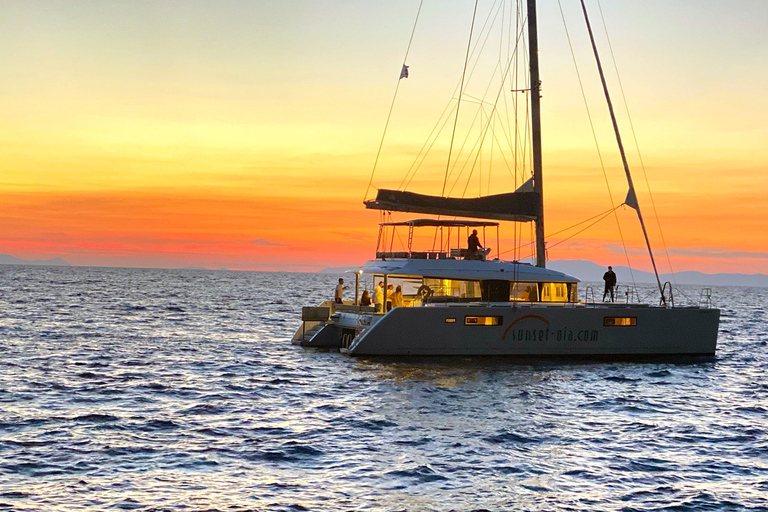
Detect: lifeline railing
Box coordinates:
(699, 288, 714, 308)
(660, 282, 675, 307)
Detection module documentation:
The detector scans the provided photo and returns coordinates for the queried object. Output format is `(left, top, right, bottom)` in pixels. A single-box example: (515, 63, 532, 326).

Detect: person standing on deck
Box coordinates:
(335, 278, 348, 304)
(467, 229, 484, 260)
(392, 285, 404, 308)
(373, 281, 385, 313)
(602, 266, 617, 302)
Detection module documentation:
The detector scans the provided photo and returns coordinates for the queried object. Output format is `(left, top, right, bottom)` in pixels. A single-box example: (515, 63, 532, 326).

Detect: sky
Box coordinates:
(1, 0, 766, 274)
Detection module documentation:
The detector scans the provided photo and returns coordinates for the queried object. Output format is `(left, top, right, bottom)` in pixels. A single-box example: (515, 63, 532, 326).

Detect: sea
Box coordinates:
(1, 265, 766, 512)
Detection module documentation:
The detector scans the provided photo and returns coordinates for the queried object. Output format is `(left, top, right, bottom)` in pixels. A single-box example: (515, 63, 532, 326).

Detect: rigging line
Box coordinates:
(447, 115, 489, 196)
(486, 120, 517, 183)
(365, 0, 425, 200)
(546, 208, 617, 251)
(469, 18, 527, 193)
(498, 8, 529, 166)
(547, 205, 621, 238)
(403, 104, 459, 191)
(442, 0, 480, 197)
(403, 0, 503, 192)
(595, 0, 677, 286)
(496, 2, 517, 195)
(458, 101, 507, 199)
(508, 204, 613, 260)
(557, 0, 637, 289)
(444, 3, 509, 192)
(510, 3, 520, 189)
(523, 205, 612, 260)
(454, 32, 520, 198)
(579, 0, 665, 303)
(400, 101, 458, 190)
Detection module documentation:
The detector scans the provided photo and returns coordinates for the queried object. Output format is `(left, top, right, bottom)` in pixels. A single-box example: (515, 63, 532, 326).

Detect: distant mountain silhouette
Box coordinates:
(548, 259, 768, 288)
(319, 266, 360, 274)
(0, 254, 71, 267)
(322, 259, 767, 287)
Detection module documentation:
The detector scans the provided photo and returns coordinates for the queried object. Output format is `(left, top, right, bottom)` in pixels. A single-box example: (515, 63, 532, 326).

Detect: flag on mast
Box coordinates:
(399, 64, 409, 79)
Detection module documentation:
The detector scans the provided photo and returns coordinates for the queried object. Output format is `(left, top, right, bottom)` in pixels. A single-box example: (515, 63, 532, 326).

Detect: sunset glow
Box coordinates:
(1, 1, 766, 274)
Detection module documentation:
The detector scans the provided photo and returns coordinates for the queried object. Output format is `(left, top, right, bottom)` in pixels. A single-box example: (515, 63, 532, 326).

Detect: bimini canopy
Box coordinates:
(365, 186, 540, 222)
(380, 219, 499, 228)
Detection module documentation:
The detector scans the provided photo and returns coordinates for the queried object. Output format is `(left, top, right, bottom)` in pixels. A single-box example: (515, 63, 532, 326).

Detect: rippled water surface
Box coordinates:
(1, 266, 766, 511)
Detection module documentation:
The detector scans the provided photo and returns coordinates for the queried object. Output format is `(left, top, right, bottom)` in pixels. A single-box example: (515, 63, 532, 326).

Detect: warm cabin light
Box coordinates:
(540, 283, 568, 302)
(604, 317, 637, 327)
(445, 318, 456, 323)
(465, 316, 502, 326)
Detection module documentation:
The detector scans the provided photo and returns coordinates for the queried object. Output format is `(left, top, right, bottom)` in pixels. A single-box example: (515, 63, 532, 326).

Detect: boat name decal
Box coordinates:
(502, 315, 598, 342)
(501, 315, 549, 340)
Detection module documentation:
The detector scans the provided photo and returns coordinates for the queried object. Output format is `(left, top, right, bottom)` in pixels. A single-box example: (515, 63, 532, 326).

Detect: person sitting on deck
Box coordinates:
(360, 290, 372, 307)
(467, 229, 484, 260)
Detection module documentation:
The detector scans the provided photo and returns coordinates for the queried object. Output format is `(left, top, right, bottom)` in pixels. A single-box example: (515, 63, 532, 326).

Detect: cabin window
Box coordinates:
(540, 283, 568, 302)
(445, 318, 456, 323)
(511, 283, 539, 301)
(604, 317, 637, 327)
(465, 316, 502, 326)
(423, 278, 481, 299)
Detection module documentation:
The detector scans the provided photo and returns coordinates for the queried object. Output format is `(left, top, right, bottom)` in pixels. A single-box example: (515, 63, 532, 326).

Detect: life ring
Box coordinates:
(417, 284, 433, 299)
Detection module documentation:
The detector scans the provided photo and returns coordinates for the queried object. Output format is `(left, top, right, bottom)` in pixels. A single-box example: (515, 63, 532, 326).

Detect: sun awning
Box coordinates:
(364, 187, 540, 222)
(379, 219, 499, 228)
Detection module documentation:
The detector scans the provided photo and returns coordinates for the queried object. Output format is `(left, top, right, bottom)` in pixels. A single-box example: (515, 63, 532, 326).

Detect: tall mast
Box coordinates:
(527, 0, 546, 268)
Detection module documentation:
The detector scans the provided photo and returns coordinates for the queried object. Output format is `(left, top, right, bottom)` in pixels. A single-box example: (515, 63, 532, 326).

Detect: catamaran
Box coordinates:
(292, 0, 720, 356)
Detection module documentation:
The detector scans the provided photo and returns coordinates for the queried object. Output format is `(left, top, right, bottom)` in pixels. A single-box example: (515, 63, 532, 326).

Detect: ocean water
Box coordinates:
(1, 266, 766, 512)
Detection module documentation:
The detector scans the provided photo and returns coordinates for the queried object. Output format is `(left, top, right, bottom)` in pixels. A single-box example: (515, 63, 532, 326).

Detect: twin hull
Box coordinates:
(344, 305, 719, 356)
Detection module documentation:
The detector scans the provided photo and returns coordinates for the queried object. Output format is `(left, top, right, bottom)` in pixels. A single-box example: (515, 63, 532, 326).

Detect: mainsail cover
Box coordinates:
(364, 186, 540, 222)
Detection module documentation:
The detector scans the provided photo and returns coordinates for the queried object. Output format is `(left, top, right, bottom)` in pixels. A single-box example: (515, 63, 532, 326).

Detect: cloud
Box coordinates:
(604, 244, 647, 256)
(252, 238, 287, 247)
(605, 244, 768, 260)
(667, 247, 768, 259)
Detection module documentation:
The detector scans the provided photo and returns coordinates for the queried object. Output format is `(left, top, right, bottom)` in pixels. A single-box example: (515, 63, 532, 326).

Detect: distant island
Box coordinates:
(321, 259, 768, 288)
(2, 253, 764, 287)
(0, 254, 70, 267)
(547, 259, 768, 288)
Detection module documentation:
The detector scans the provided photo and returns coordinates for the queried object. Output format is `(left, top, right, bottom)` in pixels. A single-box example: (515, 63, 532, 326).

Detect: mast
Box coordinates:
(527, 0, 546, 268)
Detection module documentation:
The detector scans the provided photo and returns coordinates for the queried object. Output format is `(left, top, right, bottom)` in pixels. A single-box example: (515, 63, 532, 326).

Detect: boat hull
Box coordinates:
(346, 304, 719, 356)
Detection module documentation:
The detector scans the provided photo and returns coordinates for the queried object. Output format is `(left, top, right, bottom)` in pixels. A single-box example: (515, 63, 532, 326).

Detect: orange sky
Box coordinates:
(1, 1, 766, 274)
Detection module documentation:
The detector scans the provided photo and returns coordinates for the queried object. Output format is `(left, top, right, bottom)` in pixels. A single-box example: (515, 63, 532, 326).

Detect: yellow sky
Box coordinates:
(0, 1, 766, 273)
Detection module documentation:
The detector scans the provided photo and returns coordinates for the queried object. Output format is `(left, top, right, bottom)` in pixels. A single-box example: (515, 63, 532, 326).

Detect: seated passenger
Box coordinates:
(360, 290, 372, 307)
(467, 229, 485, 260)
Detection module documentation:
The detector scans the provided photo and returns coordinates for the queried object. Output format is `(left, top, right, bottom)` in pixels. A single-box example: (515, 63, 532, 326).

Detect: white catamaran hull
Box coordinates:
(344, 304, 719, 356)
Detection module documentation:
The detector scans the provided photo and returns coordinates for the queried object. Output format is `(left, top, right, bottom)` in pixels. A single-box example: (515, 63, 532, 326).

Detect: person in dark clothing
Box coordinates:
(467, 229, 483, 260)
(602, 266, 617, 302)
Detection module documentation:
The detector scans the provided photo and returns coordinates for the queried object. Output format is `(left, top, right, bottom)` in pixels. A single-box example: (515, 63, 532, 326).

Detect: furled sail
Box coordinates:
(364, 180, 540, 222)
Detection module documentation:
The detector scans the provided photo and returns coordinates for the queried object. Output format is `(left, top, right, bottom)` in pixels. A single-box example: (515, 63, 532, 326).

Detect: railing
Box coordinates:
(584, 286, 595, 304)
(620, 286, 642, 304)
(376, 251, 448, 260)
(660, 282, 675, 307)
(699, 287, 714, 308)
